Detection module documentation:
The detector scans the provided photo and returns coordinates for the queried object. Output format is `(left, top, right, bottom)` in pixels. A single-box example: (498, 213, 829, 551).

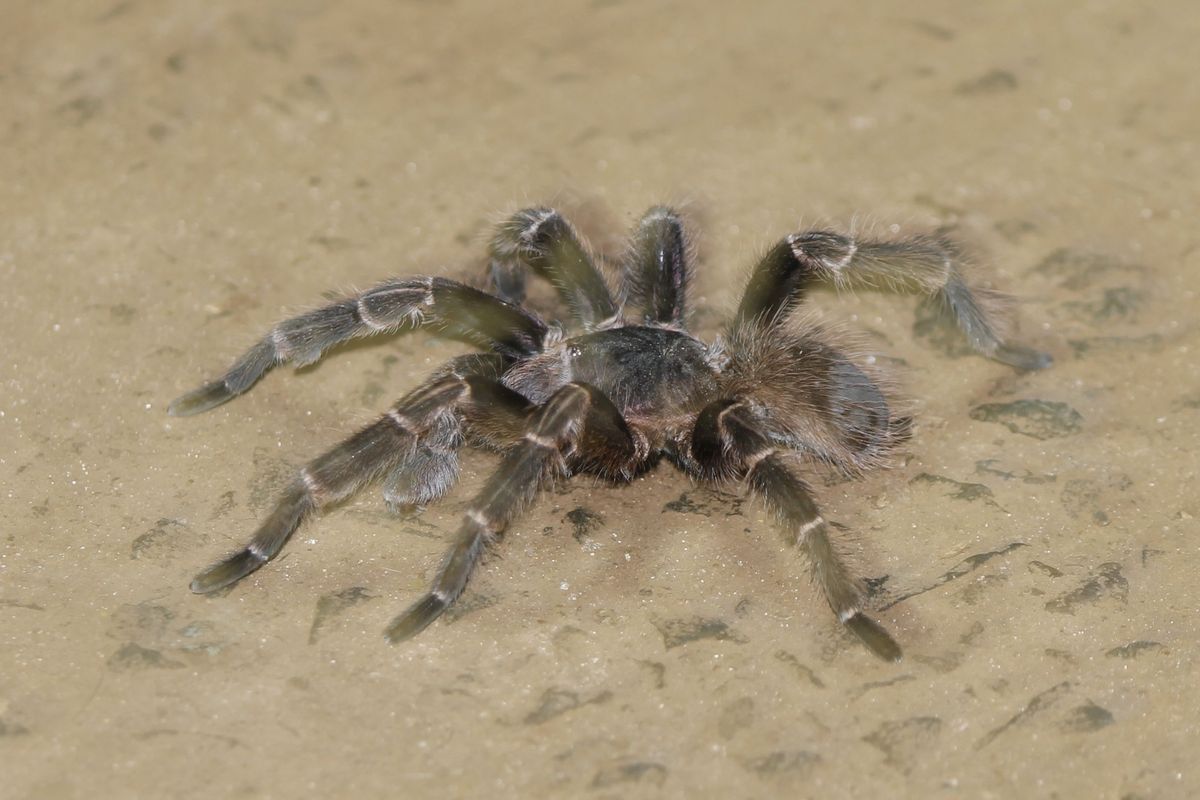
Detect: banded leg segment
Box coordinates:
(169, 277, 548, 416)
(190, 374, 492, 594)
(383, 371, 538, 513)
(623, 206, 691, 327)
(385, 382, 636, 642)
(489, 208, 620, 330)
(734, 230, 1050, 370)
(689, 398, 902, 661)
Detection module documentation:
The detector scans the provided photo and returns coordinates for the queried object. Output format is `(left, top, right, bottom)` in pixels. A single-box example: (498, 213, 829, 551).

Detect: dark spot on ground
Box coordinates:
(523, 688, 612, 725)
(108, 643, 186, 671)
(959, 621, 985, 646)
(131, 518, 189, 560)
(717, 697, 755, 739)
(774, 650, 824, 688)
(653, 616, 747, 649)
(637, 660, 666, 689)
(109, 303, 137, 323)
(969, 400, 1083, 439)
(1105, 640, 1167, 659)
(0, 718, 30, 737)
(863, 717, 943, 772)
(954, 69, 1018, 94)
(1062, 702, 1115, 733)
(976, 681, 1072, 750)
(1044, 563, 1127, 613)
(882, 542, 1026, 610)
(848, 674, 916, 700)
(741, 750, 822, 776)
(975, 458, 1057, 485)
(0, 599, 45, 611)
(662, 489, 742, 517)
(565, 506, 604, 543)
(1029, 560, 1064, 578)
(1068, 333, 1163, 358)
(910, 473, 1001, 507)
(1062, 286, 1144, 323)
(309, 586, 375, 644)
(442, 592, 496, 624)
(1060, 474, 1133, 526)
(590, 761, 667, 788)
(58, 95, 103, 125)
(1032, 248, 1142, 290)
(109, 602, 174, 640)
(993, 218, 1037, 242)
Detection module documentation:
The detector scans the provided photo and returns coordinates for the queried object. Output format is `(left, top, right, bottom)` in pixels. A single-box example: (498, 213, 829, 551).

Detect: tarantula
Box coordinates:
(170, 205, 1049, 660)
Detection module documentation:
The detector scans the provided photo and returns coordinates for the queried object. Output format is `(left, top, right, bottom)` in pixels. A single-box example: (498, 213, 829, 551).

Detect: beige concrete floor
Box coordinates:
(3, 1, 1198, 797)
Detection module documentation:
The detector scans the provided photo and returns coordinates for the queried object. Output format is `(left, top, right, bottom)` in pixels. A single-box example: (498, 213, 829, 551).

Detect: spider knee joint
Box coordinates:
(518, 209, 559, 246)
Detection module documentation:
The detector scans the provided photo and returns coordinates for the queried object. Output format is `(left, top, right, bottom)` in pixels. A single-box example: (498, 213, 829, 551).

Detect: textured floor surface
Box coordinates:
(3, 1, 1198, 797)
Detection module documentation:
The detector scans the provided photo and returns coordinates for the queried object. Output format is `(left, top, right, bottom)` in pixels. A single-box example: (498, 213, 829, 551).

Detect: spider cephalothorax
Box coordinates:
(170, 205, 1049, 660)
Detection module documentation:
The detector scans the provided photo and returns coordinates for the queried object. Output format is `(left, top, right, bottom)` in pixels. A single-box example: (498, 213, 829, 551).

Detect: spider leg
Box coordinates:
(169, 277, 548, 416)
(382, 363, 537, 514)
(623, 206, 691, 327)
(385, 382, 636, 642)
(189, 366, 531, 594)
(734, 229, 1050, 371)
(382, 413, 461, 517)
(689, 398, 902, 661)
(488, 207, 621, 330)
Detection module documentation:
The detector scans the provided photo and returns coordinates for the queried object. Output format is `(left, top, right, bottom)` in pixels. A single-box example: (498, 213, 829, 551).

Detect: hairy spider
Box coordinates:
(171, 205, 1049, 660)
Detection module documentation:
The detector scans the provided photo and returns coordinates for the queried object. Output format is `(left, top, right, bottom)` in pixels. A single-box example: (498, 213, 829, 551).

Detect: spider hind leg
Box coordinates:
(690, 398, 902, 661)
(734, 228, 1050, 370)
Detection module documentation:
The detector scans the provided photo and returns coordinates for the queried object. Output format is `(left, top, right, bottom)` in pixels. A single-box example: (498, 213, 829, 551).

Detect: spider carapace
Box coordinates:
(170, 205, 1049, 660)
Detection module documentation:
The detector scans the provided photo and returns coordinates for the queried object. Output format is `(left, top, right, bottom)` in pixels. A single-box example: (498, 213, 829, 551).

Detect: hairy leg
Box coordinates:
(189, 364, 538, 594)
(622, 206, 691, 327)
(170, 277, 548, 416)
(385, 382, 636, 642)
(734, 229, 1049, 370)
(689, 397, 902, 661)
(488, 207, 621, 330)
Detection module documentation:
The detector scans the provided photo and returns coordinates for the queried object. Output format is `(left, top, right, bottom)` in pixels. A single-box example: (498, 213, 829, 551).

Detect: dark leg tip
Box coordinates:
(169, 381, 236, 416)
(384, 594, 448, 643)
(190, 549, 265, 593)
(845, 612, 903, 662)
(993, 344, 1053, 372)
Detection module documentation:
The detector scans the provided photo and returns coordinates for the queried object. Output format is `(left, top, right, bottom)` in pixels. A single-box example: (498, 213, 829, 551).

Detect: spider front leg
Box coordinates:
(189, 366, 535, 594)
(381, 354, 532, 516)
(690, 398, 902, 661)
(169, 277, 548, 416)
(385, 382, 636, 642)
(734, 229, 1050, 371)
(623, 206, 691, 327)
(488, 207, 621, 330)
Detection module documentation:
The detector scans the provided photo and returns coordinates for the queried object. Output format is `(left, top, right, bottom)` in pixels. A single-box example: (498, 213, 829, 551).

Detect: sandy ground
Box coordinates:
(3, 1, 1199, 797)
